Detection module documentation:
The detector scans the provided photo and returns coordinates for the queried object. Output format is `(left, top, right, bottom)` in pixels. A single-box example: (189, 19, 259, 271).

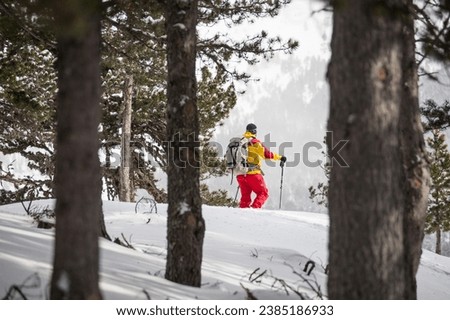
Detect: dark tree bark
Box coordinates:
(435, 227, 442, 255)
(164, 0, 205, 287)
(119, 75, 133, 202)
(50, 0, 103, 299)
(398, 6, 430, 298)
(327, 0, 429, 299)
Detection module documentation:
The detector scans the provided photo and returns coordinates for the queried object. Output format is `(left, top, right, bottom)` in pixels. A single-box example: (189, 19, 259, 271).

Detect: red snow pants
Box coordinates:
(236, 174, 269, 209)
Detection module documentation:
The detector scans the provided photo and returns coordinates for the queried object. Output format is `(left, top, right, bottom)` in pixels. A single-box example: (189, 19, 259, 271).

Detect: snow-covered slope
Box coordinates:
(0, 200, 449, 299)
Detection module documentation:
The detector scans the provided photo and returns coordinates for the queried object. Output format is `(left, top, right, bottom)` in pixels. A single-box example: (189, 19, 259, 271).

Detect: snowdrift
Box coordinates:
(1, 200, 449, 299)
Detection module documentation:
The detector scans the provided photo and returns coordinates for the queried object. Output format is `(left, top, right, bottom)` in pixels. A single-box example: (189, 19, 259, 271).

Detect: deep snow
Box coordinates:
(1, 200, 449, 300)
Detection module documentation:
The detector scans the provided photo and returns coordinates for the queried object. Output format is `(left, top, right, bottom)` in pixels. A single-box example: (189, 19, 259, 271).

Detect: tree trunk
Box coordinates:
(435, 227, 442, 255)
(327, 0, 428, 299)
(119, 75, 133, 202)
(398, 5, 430, 298)
(50, 0, 102, 299)
(164, 0, 205, 287)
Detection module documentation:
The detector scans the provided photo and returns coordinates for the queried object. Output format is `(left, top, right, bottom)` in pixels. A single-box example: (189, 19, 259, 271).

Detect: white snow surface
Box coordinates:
(0, 200, 449, 300)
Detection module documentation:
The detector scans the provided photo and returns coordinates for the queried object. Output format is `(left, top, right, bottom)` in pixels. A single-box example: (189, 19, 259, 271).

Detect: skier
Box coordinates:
(236, 123, 286, 208)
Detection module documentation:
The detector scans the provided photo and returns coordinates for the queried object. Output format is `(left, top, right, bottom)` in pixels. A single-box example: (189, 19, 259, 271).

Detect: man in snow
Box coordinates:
(237, 123, 286, 208)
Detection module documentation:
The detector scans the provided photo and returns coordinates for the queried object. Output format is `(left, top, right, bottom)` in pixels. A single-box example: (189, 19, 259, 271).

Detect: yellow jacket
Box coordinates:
(244, 131, 282, 175)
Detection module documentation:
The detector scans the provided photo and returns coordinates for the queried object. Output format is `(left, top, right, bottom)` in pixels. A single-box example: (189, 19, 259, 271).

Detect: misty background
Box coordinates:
(204, 0, 450, 213)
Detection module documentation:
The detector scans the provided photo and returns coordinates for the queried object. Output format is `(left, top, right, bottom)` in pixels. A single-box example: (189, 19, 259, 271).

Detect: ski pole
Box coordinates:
(234, 186, 240, 207)
(279, 163, 285, 209)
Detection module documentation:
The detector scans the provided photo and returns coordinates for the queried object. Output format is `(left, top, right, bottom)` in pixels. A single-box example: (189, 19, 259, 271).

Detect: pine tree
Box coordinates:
(426, 130, 450, 255)
(49, 0, 103, 299)
(0, 1, 56, 202)
(420, 99, 450, 132)
(164, 0, 204, 287)
(414, 0, 450, 76)
(308, 136, 330, 208)
(1, 0, 298, 205)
